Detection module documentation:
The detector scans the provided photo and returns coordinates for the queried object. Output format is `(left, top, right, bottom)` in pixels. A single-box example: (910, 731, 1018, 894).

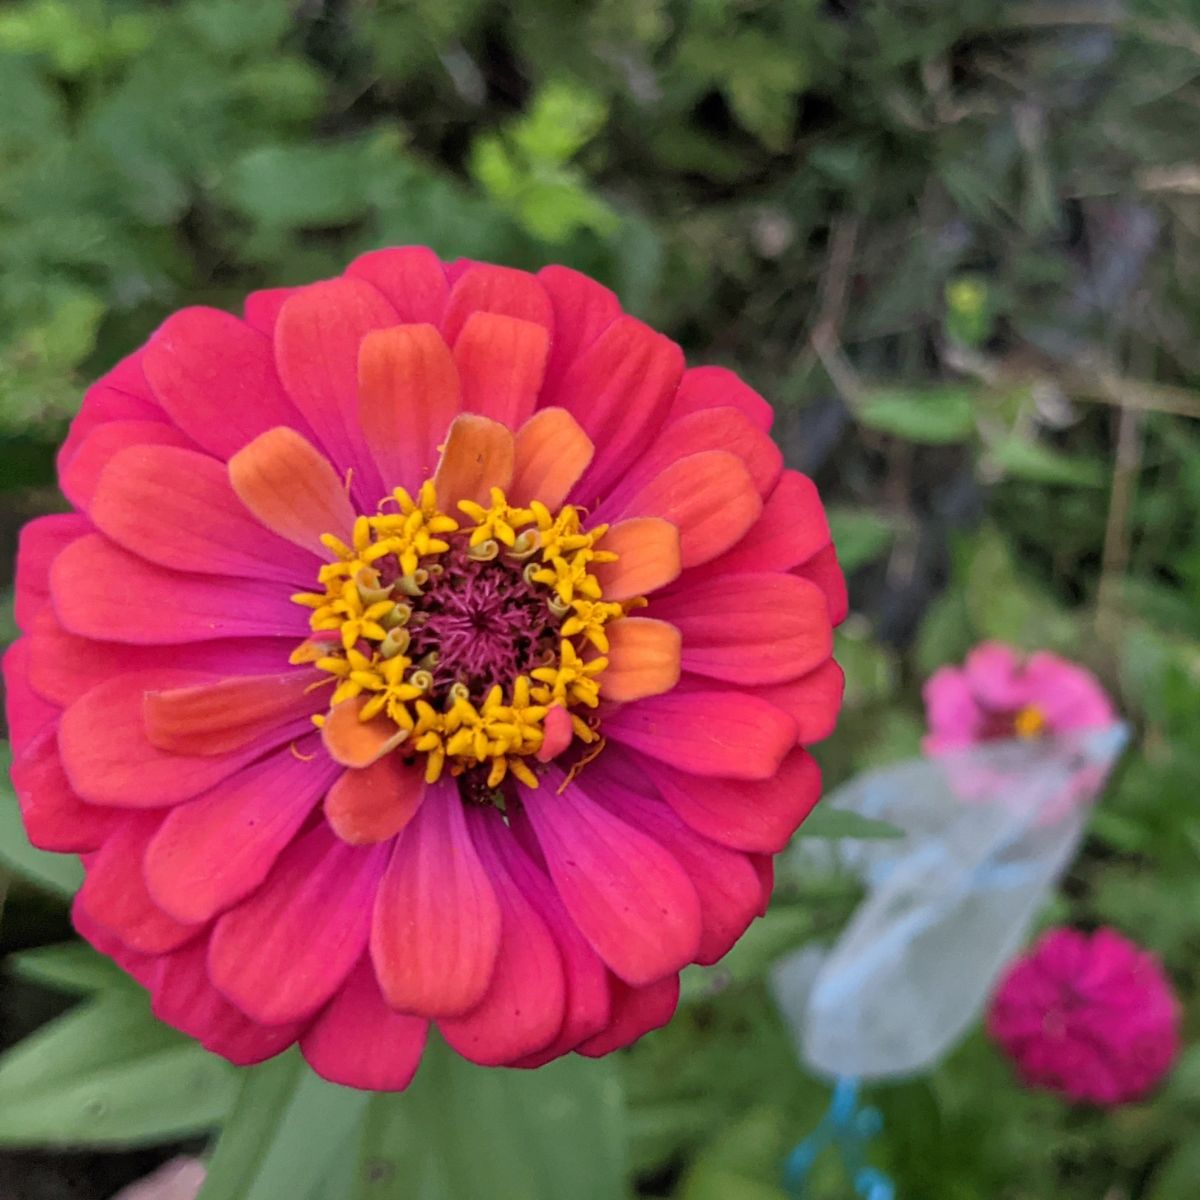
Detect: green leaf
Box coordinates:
(355, 1035, 628, 1200)
(0, 992, 237, 1147)
(856, 386, 976, 444)
(795, 807, 905, 840)
(825, 508, 896, 572)
(223, 142, 375, 229)
(8, 940, 136, 995)
(0, 743, 84, 898)
(989, 436, 1107, 487)
(199, 1051, 369, 1200)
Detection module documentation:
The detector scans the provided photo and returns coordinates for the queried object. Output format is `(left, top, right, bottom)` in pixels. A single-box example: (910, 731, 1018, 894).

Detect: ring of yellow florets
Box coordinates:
(291, 481, 633, 790)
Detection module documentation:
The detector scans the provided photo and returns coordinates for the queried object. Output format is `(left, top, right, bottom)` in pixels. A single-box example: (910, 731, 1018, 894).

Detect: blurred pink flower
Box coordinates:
(923, 642, 1114, 755)
(987, 927, 1180, 1106)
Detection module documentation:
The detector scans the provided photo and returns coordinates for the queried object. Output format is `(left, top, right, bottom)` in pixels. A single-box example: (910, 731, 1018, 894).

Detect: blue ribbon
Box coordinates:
(784, 1078, 894, 1200)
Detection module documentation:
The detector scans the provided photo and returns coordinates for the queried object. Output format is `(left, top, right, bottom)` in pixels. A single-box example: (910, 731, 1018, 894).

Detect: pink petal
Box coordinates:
(697, 471, 832, 576)
(58, 669, 314, 808)
(57, 370, 166, 473)
(144, 735, 338, 924)
(90, 444, 316, 583)
(2, 640, 59, 745)
(963, 642, 1027, 710)
(142, 671, 323, 756)
(794, 544, 848, 626)
(357, 323, 461, 492)
(597, 406, 782, 521)
(667, 365, 773, 431)
(300, 956, 428, 1090)
(576, 974, 681, 1058)
(605, 689, 796, 781)
(536, 265, 620, 397)
(615, 451, 762, 569)
(751, 659, 845, 744)
(61, 420, 198, 512)
(344, 246, 450, 324)
(554, 316, 683, 503)
(440, 263, 553, 345)
(649, 572, 831, 686)
(274, 278, 399, 503)
(51, 534, 306, 644)
(242, 287, 303, 335)
(77, 813, 202, 954)
(438, 807, 566, 1065)
(13, 513, 91, 633)
(150, 938, 304, 1066)
(209, 824, 388, 1024)
(636, 746, 822, 853)
(8, 725, 120, 852)
(142, 308, 308, 458)
(453, 312, 549, 430)
(370, 782, 502, 1017)
(521, 773, 701, 986)
(588, 770, 763, 965)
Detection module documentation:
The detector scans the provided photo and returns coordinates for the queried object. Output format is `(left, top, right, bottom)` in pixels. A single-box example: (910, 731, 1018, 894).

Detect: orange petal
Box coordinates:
(321, 697, 409, 768)
(432, 412, 515, 509)
(144, 672, 322, 756)
(229, 426, 355, 556)
(599, 618, 681, 702)
(358, 323, 461, 490)
(592, 517, 681, 601)
(454, 312, 549, 431)
(325, 755, 426, 845)
(536, 704, 574, 762)
(509, 407, 594, 509)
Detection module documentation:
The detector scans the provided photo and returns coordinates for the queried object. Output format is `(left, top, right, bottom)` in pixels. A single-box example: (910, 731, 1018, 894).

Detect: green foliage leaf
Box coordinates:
(0, 991, 236, 1146)
(989, 436, 1107, 487)
(797, 807, 905, 841)
(8, 940, 136, 995)
(353, 1035, 628, 1200)
(825, 508, 897, 572)
(856, 386, 977, 443)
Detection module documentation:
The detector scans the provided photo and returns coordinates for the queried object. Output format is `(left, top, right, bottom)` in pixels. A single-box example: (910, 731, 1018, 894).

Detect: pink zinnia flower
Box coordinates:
(3, 249, 844, 1089)
(988, 927, 1181, 1105)
(923, 642, 1114, 755)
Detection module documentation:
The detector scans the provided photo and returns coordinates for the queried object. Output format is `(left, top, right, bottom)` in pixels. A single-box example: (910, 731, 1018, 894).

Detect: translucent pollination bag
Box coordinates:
(771, 725, 1129, 1082)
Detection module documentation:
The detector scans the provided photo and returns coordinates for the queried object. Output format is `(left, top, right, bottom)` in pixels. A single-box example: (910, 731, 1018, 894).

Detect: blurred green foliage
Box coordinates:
(4, 0, 1200, 1197)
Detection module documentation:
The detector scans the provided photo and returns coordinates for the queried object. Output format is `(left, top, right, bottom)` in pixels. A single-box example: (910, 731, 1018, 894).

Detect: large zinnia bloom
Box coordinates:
(988, 927, 1180, 1105)
(4, 249, 844, 1088)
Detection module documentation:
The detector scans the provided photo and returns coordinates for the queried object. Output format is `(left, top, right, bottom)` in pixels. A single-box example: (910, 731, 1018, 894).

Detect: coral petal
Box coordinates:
(370, 782, 502, 1017)
(795, 543, 848, 626)
(143, 671, 324, 756)
(605, 689, 796, 780)
(522, 774, 701, 986)
(577, 975, 680, 1057)
(209, 825, 388, 1024)
(454, 312, 549, 430)
(438, 807, 566, 1066)
(432, 412, 516, 508)
(617, 451, 762, 569)
(325, 755, 426, 845)
(229, 426, 357, 556)
(358, 323, 461, 492)
(509, 407, 594, 509)
(752, 660, 845, 744)
(61, 421, 197, 512)
(321, 697, 407, 768)
(599, 618, 681, 702)
(440, 263, 553, 345)
(13, 513, 91, 633)
(301, 957, 429, 1090)
(591, 518, 680, 602)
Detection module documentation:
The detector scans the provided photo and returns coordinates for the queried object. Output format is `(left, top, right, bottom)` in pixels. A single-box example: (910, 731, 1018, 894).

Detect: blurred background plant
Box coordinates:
(3, 0, 1200, 1197)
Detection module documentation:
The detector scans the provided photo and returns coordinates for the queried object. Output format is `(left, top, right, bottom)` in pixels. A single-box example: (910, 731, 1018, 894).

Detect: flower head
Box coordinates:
(3, 249, 843, 1089)
(923, 642, 1114, 755)
(988, 927, 1180, 1106)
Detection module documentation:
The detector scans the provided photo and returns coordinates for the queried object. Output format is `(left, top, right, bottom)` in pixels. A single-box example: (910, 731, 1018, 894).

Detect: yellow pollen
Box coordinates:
(1013, 704, 1047, 739)
(293, 478, 632, 791)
